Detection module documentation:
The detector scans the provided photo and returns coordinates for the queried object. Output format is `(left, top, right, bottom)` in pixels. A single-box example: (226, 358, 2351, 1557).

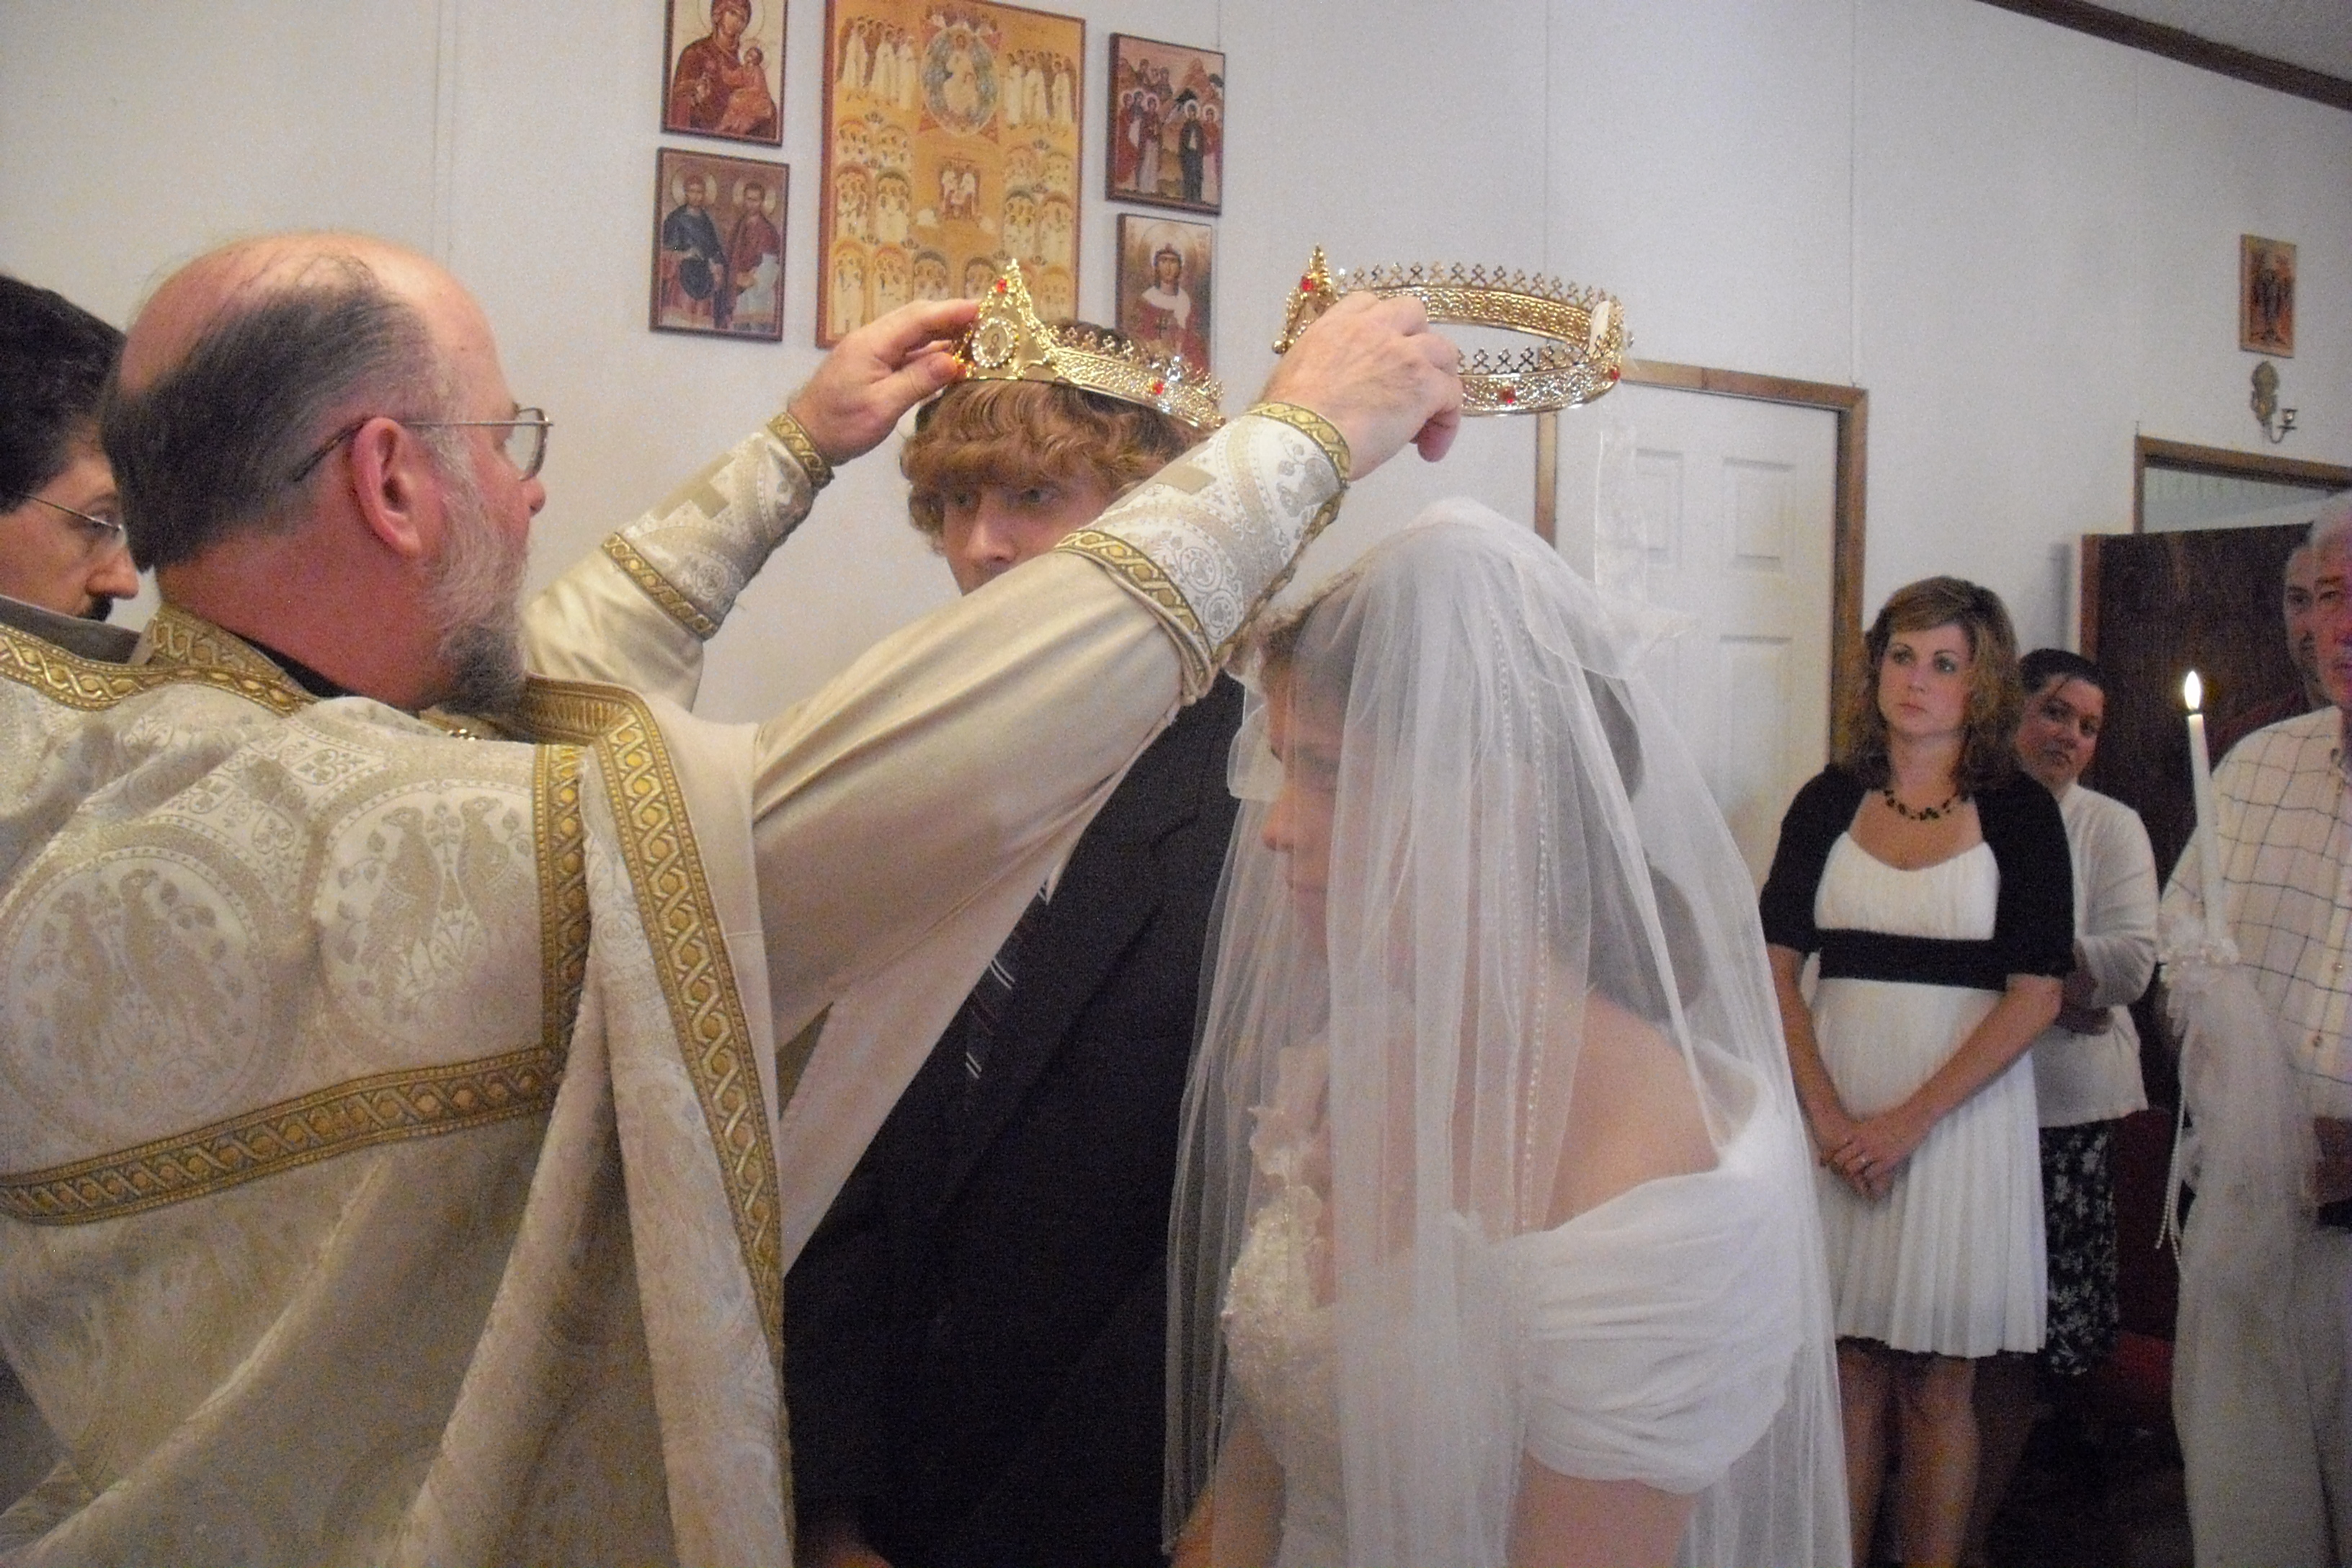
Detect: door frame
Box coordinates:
(2085, 437, 2352, 658)
(1536, 360, 1869, 752)
(2132, 435, 2352, 533)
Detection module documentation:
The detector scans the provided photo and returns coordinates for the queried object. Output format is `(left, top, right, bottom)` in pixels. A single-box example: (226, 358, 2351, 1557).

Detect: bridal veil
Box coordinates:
(1167, 500, 1847, 1567)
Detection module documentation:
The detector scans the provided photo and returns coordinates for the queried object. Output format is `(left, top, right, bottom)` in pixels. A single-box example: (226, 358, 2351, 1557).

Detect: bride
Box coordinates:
(1165, 503, 1847, 1568)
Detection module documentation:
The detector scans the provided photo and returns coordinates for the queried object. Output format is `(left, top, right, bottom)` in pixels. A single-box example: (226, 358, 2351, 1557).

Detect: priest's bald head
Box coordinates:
(104, 233, 547, 712)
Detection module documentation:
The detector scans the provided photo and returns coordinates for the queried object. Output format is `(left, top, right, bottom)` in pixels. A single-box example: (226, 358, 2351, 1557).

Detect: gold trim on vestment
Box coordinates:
(0, 607, 313, 716)
(535, 744, 592, 1060)
(0, 1047, 564, 1225)
(1243, 401, 1353, 483)
(1055, 527, 1212, 692)
(765, 409, 834, 492)
(512, 677, 785, 1366)
(1194, 405, 1348, 667)
(601, 535, 722, 641)
(144, 604, 312, 687)
(1, 625, 777, 1364)
(0, 612, 585, 1225)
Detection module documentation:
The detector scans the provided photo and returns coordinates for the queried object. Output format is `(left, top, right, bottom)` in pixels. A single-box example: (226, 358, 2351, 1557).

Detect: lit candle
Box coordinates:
(2183, 672, 2227, 919)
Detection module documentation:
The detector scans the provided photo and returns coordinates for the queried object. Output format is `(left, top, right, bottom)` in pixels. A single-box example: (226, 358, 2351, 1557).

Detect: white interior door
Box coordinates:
(1552, 386, 1838, 886)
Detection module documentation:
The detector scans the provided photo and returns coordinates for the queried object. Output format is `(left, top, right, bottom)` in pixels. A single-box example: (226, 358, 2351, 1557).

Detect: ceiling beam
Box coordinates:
(1976, 0, 2352, 112)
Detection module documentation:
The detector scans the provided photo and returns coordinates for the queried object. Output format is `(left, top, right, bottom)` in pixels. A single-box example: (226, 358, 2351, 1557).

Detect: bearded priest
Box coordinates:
(0, 234, 1461, 1565)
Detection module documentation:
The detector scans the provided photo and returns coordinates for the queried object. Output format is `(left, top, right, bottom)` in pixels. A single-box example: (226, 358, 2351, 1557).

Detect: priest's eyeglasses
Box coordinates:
(7, 493, 128, 562)
(289, 408, 553, 485)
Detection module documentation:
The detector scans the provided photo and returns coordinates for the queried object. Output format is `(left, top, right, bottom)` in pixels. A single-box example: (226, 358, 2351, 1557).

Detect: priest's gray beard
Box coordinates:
(426, 456, 528, 714)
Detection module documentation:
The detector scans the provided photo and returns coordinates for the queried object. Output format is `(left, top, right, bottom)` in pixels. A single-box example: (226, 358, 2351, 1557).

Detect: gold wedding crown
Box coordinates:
(953, 260, 1224, 433)
(1271, 248, 1625, 415)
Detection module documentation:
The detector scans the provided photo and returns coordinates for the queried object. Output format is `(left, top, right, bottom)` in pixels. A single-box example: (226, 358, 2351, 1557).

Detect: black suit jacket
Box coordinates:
(788, 676, 1244, 1568)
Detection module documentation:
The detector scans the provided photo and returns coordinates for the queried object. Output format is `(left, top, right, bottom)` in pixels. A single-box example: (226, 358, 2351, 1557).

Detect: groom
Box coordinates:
(788, 311, 1241, 1568)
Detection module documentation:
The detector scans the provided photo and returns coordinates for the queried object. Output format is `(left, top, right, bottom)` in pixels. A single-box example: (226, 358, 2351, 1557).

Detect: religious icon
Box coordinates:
(663, 0, 785, 146)
(1115, 214, 1213, 373)
(912, 249, 953, 301)
(1105, 34, 1223, 215)
(818, 0, 1083, 345)
(651, 148, 788, 342)
(2240, 235, 2295, 357)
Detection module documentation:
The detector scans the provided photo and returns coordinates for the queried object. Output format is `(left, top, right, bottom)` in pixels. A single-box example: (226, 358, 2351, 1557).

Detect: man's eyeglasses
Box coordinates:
(288, 408, 553, 486)
(7, 493, 128, 561)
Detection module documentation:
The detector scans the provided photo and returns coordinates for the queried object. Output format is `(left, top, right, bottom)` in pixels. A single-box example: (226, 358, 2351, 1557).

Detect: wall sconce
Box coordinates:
(2251, 360, 2297, 444)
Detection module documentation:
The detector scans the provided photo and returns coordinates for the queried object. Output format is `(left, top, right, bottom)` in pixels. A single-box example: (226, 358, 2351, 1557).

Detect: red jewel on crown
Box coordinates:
(1150, 379, 1167, 396)
(1607, 367, 1620, 382)
(1300, 276, 1315, 293)
(1500, 387, 1517, 405)
(994, 278, 1007, 293)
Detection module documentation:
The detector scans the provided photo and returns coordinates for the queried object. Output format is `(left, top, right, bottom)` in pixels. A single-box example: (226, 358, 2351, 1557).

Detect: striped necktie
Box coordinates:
(960, 888, 1051, 1083)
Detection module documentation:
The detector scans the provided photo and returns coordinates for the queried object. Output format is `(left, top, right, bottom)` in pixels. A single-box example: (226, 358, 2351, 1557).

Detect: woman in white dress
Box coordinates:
(1758, 577, 2072, 1567)
(1165, 504, 1847, 1568)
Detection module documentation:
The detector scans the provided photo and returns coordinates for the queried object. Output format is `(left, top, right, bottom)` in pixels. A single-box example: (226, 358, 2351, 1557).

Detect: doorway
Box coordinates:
(2088, 440, 2351, 884)
(1541, 362, 1866, 884)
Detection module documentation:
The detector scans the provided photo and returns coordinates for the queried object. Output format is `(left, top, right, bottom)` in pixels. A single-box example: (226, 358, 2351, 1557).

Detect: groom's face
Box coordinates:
(937, 471, 1113, 594)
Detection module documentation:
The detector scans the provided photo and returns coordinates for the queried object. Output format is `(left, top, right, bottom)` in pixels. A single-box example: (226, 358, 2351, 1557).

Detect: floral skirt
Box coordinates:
(2039, 1121, 2119, 1378)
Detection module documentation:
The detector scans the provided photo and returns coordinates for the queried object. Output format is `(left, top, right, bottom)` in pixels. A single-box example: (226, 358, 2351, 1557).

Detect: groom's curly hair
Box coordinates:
(900, 324, 1195, 540)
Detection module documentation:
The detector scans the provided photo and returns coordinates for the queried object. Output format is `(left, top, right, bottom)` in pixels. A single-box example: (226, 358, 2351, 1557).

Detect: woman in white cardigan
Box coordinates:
(1966, 647, 2157, 1562)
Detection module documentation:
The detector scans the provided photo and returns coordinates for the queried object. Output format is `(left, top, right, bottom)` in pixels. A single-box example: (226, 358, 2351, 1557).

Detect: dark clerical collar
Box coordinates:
(0, 592, 141, 663)
(239, 636, 355, 700)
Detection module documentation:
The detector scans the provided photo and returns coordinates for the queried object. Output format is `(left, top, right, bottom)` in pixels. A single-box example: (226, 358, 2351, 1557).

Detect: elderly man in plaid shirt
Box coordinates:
(2162, 499, 2352, 1567)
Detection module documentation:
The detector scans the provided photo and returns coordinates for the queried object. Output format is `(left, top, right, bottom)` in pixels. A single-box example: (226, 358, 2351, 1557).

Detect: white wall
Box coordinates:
(4, 0, 2347, 721)
(1855, 0, 2351, 643)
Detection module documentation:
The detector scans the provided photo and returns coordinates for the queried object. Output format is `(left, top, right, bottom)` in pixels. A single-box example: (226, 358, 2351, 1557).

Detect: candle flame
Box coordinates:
(2183, 670, 2203, 713)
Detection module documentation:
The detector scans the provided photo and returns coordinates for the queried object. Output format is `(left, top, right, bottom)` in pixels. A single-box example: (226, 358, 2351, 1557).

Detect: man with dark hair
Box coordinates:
(1966, 646, 2157, 1559)
(2211, 540, 2330, 760)
(0, 273, 133, 1515)
(0, 231, 1460, 1564)
(788, 303, 1238, 1568)
(0, 275, 138, 633)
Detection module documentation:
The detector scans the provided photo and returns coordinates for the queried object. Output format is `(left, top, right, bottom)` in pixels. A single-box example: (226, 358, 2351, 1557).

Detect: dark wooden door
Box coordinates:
(2079, 522, 2315, 1361)
(2080, 522, 2312, 1110)
(2081, 523, 2309, 886)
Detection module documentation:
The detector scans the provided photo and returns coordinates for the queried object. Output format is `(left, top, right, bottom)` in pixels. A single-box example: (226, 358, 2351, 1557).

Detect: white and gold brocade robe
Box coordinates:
(0, 406, 1347, 1566)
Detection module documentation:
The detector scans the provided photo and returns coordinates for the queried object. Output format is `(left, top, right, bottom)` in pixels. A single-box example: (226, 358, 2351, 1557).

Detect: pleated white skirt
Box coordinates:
(1810, 839, 2046, 1358)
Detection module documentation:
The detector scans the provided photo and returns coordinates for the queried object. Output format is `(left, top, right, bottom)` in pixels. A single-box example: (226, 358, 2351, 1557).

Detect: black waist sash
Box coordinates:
(1817, 928, 2007, 993)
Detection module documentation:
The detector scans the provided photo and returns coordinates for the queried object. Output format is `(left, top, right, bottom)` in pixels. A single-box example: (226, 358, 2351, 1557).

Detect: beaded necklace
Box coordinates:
(1880, 786, 1963, 822)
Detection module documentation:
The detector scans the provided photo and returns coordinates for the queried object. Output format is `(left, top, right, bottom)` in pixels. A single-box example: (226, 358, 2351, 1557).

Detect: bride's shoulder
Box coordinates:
(1543, 996, 1719, 1226)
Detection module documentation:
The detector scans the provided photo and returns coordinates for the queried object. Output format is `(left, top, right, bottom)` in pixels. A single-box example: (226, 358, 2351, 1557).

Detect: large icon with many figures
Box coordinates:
(819, 0, 1082, 344)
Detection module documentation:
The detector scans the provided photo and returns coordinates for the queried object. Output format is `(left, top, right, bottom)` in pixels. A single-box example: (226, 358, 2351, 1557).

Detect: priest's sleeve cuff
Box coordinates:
(1055, 411, 1348, 700)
